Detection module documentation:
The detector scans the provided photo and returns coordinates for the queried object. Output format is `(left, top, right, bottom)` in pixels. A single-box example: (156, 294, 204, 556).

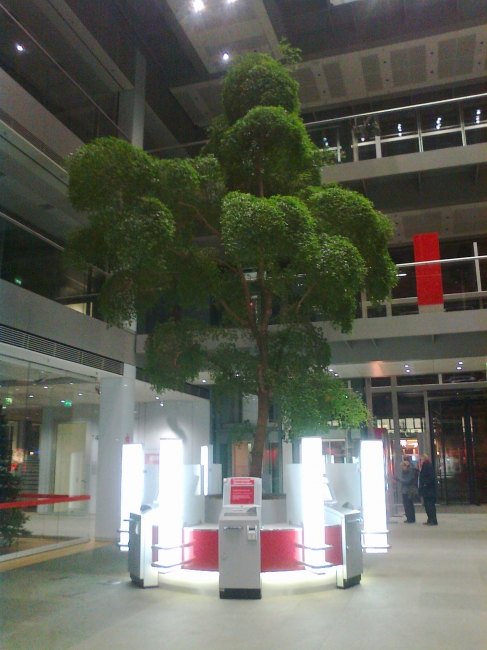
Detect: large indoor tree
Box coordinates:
(66, 52, 396, 477)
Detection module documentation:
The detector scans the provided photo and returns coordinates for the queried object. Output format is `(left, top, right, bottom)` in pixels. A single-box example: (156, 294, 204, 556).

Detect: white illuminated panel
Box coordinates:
(360, 440, 389, 553)
(157, 438, 184, 572)
(301, 438, 327, 573)
(120, 443, 144, 551)
(201, 445, 209, 496)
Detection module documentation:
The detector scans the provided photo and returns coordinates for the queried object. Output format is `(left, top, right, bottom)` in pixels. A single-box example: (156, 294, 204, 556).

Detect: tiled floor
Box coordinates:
(1, 508, 487, 650)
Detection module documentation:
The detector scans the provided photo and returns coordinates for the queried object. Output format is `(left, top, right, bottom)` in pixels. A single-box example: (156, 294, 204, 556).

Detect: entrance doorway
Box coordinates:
(429, 395, 487, 504)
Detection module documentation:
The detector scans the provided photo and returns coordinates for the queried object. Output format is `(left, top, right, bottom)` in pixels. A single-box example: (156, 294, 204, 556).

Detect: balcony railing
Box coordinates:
(361, 244, 487, 318)
(306, 93, 487, 164)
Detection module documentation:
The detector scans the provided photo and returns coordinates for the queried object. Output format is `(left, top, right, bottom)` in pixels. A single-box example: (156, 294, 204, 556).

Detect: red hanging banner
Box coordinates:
(413, 233, 444, 310)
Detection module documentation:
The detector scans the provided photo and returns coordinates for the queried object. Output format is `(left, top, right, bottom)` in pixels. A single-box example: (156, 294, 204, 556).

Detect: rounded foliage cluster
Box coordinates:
(221, 53, 300, 126)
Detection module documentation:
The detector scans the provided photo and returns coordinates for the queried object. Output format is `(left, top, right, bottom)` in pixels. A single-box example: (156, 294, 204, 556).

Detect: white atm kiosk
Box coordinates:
(219, 477, 262, 599)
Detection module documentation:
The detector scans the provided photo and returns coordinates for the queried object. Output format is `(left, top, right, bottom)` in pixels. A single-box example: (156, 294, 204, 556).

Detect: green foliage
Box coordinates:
(0, 412, 29, 548)
(221, 53, 300, 126)
(304, 184, 397, 303)
(219, 106, 322, 197)
(146, 320, 207, 392)
(66, 51, 397, 476)
(278, 38, 302, 67)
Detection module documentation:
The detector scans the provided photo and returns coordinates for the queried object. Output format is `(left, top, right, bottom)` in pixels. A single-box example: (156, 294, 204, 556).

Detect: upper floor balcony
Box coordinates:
(309, 94, 487, 186)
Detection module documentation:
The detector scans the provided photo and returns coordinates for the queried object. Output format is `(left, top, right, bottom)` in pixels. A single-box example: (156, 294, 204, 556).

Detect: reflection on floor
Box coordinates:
(1, 508, 487, 650)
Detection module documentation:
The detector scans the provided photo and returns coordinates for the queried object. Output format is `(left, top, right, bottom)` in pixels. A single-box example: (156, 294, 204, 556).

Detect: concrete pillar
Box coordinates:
(37, 407, 56, 513)
(118, 49, 146, 148)
(95, 366, 135, 541)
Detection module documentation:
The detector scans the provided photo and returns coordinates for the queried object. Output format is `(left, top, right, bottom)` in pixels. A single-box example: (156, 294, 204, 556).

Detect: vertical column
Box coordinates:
(391, 377, 402, 510)
(118, 49, 146, 148)
(95, 368, 135, 541)
(37, 407, 55, 514)
(413, 233, 444, 313)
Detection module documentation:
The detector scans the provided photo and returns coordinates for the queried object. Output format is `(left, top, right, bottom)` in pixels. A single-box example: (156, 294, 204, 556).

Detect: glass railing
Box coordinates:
(0, 494, 92, 562)
(361, 245, 487, 318)
(306, 94, 487, 164)
(0, 211, 107, 320)
(0, 4, 129, 158)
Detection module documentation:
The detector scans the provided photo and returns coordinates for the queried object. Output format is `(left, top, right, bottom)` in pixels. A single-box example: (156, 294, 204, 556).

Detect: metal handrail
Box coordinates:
(0, 2, 130, 143)
(305, 92, 487, 130)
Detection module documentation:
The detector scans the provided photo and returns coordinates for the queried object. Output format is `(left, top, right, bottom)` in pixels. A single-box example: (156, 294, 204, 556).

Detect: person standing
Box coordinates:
(419, 454, 438, 525)
(394, 460, 417, 523)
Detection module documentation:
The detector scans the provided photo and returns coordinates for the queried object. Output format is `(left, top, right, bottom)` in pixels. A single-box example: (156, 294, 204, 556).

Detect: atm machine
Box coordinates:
(219, 477, 262, 599)
(127, 507, 159, 588)
(324, 464, 363, 589)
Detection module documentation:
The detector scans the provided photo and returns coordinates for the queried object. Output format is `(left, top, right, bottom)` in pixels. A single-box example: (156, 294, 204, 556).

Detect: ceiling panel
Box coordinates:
(171, 25, 487, 127)
(164, 0, 281, 74)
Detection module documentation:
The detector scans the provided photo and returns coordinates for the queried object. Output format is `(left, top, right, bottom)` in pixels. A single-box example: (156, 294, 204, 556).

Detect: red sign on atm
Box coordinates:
(230, 477, 255, 504)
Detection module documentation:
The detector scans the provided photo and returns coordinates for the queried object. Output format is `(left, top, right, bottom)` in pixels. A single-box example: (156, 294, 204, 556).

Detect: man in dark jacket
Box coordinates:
(419, 454, 438, 525)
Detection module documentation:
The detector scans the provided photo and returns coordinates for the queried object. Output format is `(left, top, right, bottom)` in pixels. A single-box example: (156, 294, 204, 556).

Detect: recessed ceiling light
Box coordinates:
(202, 379, 207, 383)
(458, 361, 463, 365)
(43, 386, 48, 389)
(334, 373, 339, 377)
(78, 392, 83, 396)
(60, 400, 65, 403)
(406, 369, 411, 373)
(160, 402, 164, 407)
(16, 44, 25, 52)
(222, 52, 230, 62)
(28, 394, 34, 398)
(404, 364, 409, 368)
(192, 0, 204, 11)
(155, 396, 160, 400)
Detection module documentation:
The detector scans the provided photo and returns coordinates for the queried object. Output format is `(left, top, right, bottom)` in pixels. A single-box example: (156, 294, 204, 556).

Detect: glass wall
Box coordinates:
(0, 352, 99, 556)
(0, 214, 106, 319)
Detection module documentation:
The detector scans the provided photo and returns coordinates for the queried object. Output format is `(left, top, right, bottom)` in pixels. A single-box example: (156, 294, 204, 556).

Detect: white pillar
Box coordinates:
(95, 368, 135, 541)
(118, 49, 146, 148)
(38, 407, 55, 513)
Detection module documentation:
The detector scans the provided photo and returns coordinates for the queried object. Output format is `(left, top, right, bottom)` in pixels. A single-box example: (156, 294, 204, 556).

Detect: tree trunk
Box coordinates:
(249, 390, 269, 478)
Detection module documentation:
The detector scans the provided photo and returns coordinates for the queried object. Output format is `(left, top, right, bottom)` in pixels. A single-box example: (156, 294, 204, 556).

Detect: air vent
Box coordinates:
(0, 324, 123, 375)
(295, 67, 321, 105)
(391, 46, 426, 87)
(0, 108, 65, 167)
(361, 54, 383, 93)
(322, 62, 346, 98)
(438, 34, 476, 79)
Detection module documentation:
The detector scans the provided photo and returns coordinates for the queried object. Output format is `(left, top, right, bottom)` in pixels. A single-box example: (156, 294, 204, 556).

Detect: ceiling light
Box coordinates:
(456, 367, 462, 371)
(192, 0, 205, 11)
(43, 386, 48, 389)
(78, 392, 83, 396)
(406, 369, 411, 373)
(397, 272, 407, 277)
(156, 396, 160, 400)
(28, 394, 34, 398)
(334, 373, 339, 377)
(60, 400, 65, 403)
(160, 402, 164, 407)
(16, 44, 25, 52)
(458, 361, 463, 365)
(202, 379, 207, 383)
(222, 52, 230, 62)
(404, 364, 409, 368)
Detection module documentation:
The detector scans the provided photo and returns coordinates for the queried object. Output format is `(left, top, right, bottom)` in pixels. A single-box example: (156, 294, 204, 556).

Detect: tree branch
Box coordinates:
(179, 201, 222, 239)
(217, 298, 249, 328)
